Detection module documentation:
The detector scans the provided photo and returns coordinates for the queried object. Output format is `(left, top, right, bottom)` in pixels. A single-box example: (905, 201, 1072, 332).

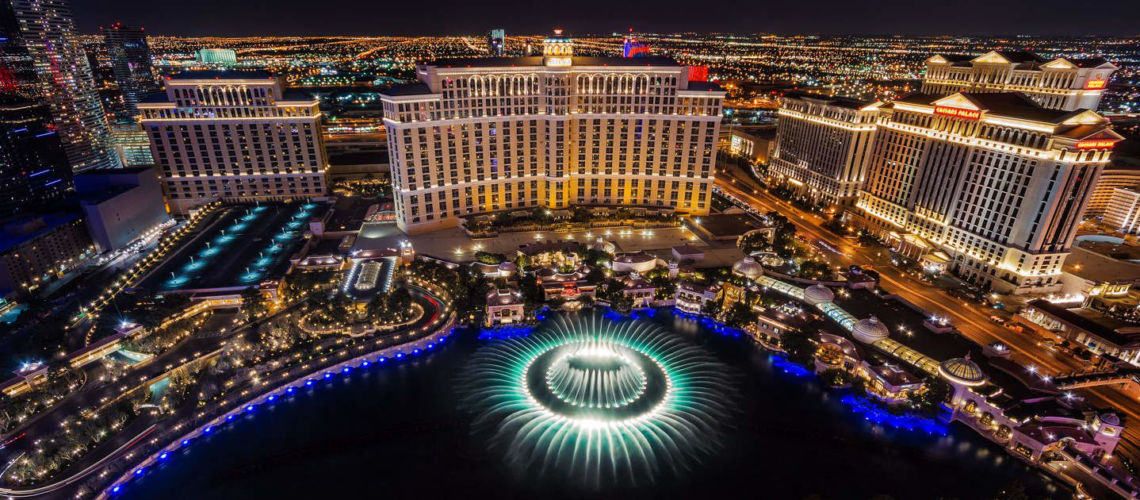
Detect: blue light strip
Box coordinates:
(840, 394, 948, 435)
(28, 169, 50, 178)
(477, 324, 535, 340)
(104, 327, 454, 497)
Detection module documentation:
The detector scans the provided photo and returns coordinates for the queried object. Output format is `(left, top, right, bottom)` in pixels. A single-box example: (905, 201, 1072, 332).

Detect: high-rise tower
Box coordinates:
(0, 3, 38, 98)
(0, 96, 71, 219)
(100, 22, 158, 120)
(5, 0, 119, 171)
(139, 71, 328, 212)
(487, 29, 504, 56)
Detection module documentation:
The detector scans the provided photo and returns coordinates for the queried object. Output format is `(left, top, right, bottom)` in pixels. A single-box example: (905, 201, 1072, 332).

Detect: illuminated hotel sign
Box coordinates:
(1075, 139, 1116, 150)
(1085, 79, 1107, 90)
(934, 106, 981, 120)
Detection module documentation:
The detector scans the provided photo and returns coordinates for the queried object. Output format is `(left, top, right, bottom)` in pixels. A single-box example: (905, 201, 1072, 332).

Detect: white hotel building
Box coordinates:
(139, 71, 328, 213)
(857, 92, 1121, 294)
(379, 31, 725, 234)
(922, 51, 1117, 112)
(1105, 187, 1140, 235)
(768, 93, 879, 207)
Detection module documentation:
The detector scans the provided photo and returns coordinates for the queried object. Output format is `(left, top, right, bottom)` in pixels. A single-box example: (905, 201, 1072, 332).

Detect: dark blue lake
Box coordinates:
(117, 309, 1063, 499)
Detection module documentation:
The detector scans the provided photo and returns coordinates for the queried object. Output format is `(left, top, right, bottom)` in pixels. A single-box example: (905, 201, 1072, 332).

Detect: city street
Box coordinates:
(714, 163, 1140, 463)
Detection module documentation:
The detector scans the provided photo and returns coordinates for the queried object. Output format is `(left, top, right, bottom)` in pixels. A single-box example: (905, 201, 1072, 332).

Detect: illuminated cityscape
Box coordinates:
(0, 0, 1139, 498)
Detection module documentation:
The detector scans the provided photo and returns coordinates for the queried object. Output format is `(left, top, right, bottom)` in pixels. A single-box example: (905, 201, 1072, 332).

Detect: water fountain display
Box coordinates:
(162, 206, 269, 290)
(239, 203, 317, 284)
(460, 311, 736, 487)
(156, 203, 320, 291)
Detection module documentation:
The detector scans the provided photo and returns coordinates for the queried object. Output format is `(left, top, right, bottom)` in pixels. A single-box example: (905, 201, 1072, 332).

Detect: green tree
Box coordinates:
(781, 329, 816, 365)
(240, 287, 267, 319)
(739, 231, 770, 255)
(723, 302, 758, 329)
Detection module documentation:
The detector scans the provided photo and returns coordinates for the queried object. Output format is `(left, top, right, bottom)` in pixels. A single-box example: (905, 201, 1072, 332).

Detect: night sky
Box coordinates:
(72, 0, 1140, 36)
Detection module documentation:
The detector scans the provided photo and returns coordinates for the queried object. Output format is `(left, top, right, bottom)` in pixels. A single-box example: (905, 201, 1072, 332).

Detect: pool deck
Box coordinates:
(141, 203, 321, 292)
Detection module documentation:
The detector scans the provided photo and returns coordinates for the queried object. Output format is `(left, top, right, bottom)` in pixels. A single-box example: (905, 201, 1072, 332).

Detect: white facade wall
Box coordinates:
(922, 51, 1117, 112)
(858, 93, 1120, 294)
(1105, 188, 1140, 235)
(769, 95, 878, 206)
(381, 58, 725, 234)
(139, 75, 327, 213)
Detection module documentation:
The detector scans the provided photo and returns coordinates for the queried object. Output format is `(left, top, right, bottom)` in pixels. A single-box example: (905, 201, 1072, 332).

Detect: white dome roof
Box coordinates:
(939, 357, 987, 386)
(803, 285, 835, 305)
(852, 316, 889, 344)
(732, 257, 764, 280)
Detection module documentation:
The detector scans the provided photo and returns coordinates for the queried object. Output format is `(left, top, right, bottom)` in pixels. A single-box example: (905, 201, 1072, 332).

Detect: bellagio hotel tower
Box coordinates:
(380, 30, 725, 234)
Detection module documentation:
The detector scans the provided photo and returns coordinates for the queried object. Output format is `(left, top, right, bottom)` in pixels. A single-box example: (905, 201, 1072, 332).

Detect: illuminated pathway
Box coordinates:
(0, 283, 452, 499)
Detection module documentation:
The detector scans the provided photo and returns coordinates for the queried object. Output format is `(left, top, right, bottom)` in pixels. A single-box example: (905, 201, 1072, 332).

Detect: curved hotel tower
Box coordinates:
(380, 30, 725, 234)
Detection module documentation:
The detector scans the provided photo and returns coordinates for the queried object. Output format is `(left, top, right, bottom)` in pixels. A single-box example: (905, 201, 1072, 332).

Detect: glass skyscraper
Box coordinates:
(5, 0, 119, 171)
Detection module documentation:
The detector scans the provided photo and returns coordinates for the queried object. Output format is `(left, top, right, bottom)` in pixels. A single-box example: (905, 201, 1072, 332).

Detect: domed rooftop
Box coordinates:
(938, 357, 987, 386)
(732, 257, 764, 280)
(803, 285, 835, 305)
(851, 316, 889, 344)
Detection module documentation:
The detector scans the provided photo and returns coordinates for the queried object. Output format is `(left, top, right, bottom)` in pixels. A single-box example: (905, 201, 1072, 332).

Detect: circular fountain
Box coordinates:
(461, 312, 735, 486)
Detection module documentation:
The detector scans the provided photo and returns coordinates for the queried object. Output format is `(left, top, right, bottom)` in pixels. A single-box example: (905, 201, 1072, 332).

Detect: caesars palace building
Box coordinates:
(380, 30, 725, 234)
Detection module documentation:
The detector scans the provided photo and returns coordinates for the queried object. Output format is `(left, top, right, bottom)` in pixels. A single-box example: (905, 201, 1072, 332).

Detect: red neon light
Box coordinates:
(1075, 139, 1116, 150)
(934, 106, 981, 120)
(688, 66, 708, 82)
(1085, 79, 1107, 90)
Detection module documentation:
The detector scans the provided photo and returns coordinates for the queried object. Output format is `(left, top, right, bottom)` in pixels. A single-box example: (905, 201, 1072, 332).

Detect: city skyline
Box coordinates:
(4, 2, 1140, 498)
(70, 0, 1140, 37)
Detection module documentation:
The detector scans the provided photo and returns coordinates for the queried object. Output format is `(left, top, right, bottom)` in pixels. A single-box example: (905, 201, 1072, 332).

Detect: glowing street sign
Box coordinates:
(1085, 79, 1107, 90)
(934, 106, 981, 120)
(1075, 139, 1116, 150)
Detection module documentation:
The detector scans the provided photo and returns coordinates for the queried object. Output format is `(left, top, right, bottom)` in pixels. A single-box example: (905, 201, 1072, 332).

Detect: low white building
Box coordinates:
(675, 280, 720, 315)
(485, 288, 525, 327)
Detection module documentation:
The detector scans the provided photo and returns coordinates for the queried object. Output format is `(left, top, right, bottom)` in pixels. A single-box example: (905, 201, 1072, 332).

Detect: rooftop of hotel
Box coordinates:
(0, 212, 82, 253)
(930, 51, 1111, 69)
(782, 90, 873, 109)
(166, 70, 275, 80)
(892, 91, 1109, 125)
(424, 55, 682, 68)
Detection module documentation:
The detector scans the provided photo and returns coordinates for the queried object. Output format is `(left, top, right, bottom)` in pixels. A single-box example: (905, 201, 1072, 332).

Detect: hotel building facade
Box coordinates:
(1104, 187, 1140, 235)
(768, 93, 879, 207)
(139, 71, 328, 213)
(922, 51, 1117, 112)
(856, 92, 1121, 294)
(380, 31, 725, 234)
(1085, 162, 1140, 217)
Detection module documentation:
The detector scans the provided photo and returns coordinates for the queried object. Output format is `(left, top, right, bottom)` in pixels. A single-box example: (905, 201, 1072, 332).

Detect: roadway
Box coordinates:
(714, 163, 1140, 464)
